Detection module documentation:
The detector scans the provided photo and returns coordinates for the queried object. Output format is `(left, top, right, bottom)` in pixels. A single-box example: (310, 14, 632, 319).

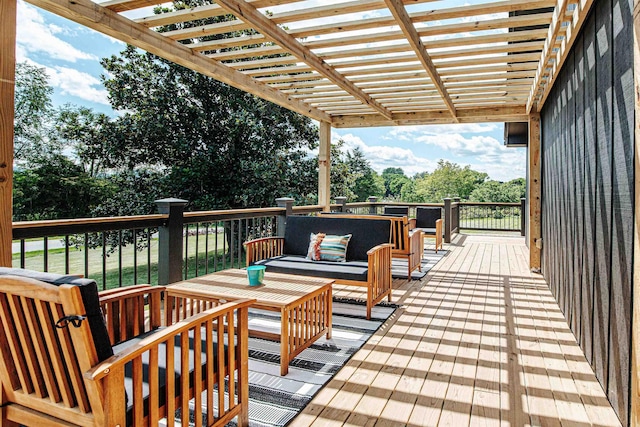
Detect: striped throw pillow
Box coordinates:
(318, 234, 352, 262)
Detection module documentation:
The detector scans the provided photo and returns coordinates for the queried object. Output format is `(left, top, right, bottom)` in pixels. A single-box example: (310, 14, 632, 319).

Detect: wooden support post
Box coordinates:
(528, 112, 542, 270)
(631, 0, 640, 423)
(318, 121, 331, 211)
(0, 0, 16, 267)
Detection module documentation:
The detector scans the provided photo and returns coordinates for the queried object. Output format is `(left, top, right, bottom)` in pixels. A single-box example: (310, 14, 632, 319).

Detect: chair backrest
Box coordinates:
(0, 267, 113, 362)
(416, 207, 442, 228)
(383, 206, 409, 217)
(0, 274, 106, 422)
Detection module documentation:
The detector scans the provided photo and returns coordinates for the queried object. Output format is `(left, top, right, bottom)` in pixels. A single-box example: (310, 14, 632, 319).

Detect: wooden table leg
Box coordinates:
(280, 307, 289, 376)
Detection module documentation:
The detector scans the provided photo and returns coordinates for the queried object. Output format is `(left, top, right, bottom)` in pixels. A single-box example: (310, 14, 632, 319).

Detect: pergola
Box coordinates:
(0, 0, 592, 270)
(1, 0, 639, 422)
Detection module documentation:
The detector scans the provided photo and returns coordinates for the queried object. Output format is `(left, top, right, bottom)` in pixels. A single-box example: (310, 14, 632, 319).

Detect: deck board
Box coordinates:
(289, 234, 623, 427)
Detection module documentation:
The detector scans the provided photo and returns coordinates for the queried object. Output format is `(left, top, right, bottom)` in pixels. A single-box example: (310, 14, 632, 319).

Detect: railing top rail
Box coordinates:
(13, 214, 168, 239)
(292, 205, 324, 215)
(458, 202, 521, 207)
(184, 207, 284, 224)
(347, 202, 445, 208)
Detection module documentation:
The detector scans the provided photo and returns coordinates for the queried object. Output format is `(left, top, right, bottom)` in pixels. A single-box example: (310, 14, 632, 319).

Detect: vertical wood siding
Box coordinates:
(540, 0, 634, 424)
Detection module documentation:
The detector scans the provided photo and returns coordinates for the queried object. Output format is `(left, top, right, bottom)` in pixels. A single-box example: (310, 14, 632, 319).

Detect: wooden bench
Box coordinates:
(0, 270, 253, 427)
(244, 215, 393, 319)
(321, 213, 423, 280)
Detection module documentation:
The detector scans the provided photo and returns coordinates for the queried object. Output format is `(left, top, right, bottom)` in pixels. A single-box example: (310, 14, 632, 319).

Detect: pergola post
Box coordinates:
(631, 0, 640, 423)
(0, 0, 16, 267)
(528, 112, 542, 270)
(318, 121, 331, 211)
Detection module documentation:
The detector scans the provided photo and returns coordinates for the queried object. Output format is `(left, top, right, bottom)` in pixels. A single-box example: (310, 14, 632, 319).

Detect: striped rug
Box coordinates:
(230, 299, 399, 427)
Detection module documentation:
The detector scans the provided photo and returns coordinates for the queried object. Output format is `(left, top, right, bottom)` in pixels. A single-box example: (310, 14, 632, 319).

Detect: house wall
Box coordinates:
(540, 0, 634, 424)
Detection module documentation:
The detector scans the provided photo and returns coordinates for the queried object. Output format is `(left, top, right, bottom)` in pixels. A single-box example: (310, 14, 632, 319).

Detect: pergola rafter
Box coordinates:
(16, 0, 592, 126)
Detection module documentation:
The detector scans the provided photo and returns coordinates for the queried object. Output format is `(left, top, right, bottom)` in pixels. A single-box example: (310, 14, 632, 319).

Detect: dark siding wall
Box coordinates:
(540, 0, 634, 424)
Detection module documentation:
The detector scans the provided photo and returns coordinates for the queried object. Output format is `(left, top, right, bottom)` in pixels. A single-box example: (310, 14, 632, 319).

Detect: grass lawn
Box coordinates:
(458, 214, 521, 231)
(12, 232, 245, 290)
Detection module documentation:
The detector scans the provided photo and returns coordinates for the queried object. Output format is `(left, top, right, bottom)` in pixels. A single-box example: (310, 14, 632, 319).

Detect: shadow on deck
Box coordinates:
(290, 233, 622, 427)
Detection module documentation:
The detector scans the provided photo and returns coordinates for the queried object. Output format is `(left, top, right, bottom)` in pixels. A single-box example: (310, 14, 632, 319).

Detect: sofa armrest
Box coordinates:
(244, 237, 285, 266)
(86, 298, 255, 427)
(99, 285, 166, 345)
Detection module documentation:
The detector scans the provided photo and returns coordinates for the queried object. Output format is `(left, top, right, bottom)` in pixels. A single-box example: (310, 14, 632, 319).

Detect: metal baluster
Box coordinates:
(230, 220, 235, 269)
(20, 240, 25, 268)
(101, 233, 106, 290)
(205, 223, 210, 274)
(184, 224, 189, 279)
(118, 230, 123, 287)
(133, 228, 138, 285)
(43, 237, 48, 272)
(195, 224, 200, 277)
(214, 222, 219, 272)
(64, 235, 70, 274)
(223, 221, 227, 270)
(83, 234, 88, 278)
(147, 229, 151, 284)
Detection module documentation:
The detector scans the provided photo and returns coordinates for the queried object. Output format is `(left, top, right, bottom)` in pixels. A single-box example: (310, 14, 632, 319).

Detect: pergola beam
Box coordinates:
(331, 106, 528, 127)
(526, 0, 570, 112)
(213, 0, 394, 120)
(535, 0, 594, 110)
(27, 0, 331, 123)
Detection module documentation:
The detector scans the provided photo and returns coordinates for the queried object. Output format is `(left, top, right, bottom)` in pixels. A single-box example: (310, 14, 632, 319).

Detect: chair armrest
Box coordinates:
(408, 218, 417, 230)
(244, 237, 285, 266)
(87, 298, 255, 381)
(366, 242, 394, 257)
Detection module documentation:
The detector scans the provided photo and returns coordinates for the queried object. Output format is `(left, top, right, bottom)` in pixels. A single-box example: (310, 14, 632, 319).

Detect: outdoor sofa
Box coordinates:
(320, 211, 423, 280)
(0, 267, 252, 427)
(244, 215, 394, 319)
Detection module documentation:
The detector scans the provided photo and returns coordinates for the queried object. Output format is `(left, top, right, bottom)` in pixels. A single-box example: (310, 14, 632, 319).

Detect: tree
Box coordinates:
(381, 167, 411, 199)
(470, 178, 526, 203)
(13, 62, 58, 164)
(413, 160, 487, 202)
(99, 45, 319, 211)
(13, 155, 111, 221)
(346, 147, 384, 201)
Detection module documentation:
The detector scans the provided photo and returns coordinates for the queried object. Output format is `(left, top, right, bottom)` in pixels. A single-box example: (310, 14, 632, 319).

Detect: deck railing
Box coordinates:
(11, 197, 525, 289)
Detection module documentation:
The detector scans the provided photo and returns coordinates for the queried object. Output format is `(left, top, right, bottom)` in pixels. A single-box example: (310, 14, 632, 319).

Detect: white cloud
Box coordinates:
(16, 0, 97, 63)
(334, 132, 437, 176)
(46, 65, 110, 105)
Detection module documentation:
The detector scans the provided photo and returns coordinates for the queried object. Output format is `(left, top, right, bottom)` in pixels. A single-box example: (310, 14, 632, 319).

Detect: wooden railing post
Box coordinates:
(0, 0, 16, 267)
(368, 196, 378, 214)
(156, 198, 187, 285)
(275, 197, 294, 237)
(443, 198, 452, 243)
(335, 196, 347, 212)
(520, 198, 526, 236)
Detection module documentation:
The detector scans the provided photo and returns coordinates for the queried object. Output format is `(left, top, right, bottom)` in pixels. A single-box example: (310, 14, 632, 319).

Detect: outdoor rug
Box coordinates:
(391, 248, 448, 280)
(225, 299, 399, 427)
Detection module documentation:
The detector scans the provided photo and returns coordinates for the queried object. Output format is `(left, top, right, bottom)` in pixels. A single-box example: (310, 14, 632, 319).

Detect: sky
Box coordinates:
(14, 0, 527, 181)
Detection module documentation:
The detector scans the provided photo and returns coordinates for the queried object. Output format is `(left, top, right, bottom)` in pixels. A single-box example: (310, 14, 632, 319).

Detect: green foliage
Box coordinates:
(470, 178, 526, 203)
(412, 160, 488, 202)
(331, 145, 383, 202)
(13, 155, 112, 220)
(381, 167, 411, 199)
(98, 45, 319, 211)
(14, 62, 58, 164)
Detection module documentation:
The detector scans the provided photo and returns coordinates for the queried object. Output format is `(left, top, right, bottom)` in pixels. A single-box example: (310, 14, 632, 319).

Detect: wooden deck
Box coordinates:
(290, 234, 622, 427)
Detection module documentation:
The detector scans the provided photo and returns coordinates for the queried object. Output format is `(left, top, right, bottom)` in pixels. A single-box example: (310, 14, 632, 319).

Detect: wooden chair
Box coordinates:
(0, 271, 253, 427)
(320, 213, 423, 281)
(413, 206, 444, 253)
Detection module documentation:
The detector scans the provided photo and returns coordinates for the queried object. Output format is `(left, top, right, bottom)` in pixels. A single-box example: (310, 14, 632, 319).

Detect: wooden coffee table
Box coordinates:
(166, 269, 333, 375)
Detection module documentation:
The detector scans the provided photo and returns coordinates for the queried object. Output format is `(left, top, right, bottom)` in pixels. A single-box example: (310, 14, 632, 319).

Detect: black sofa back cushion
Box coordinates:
(0, 267, 114, 363)
(416, 207, 442, 228)
(283, 215, 391, 261)
(383, 206, 409, 216)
